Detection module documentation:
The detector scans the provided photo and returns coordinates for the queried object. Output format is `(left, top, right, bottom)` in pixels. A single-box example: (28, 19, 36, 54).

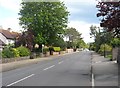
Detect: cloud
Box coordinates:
(67, 21, 99, 43)
(0, 0, 21, 12)
(0, 17, 22, 32)
(64, 0, 99, 23)
(63, 0, 97, 4)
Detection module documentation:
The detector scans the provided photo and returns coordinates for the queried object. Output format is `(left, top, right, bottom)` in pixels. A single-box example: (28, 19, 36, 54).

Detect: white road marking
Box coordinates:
(95, 61, 102, 63)
(7, 74, 35, 86)
(92, 73, 95, 87)
(43, 65, 55, 71)
(58, 61, 64, 64)
(114, 61, 117, 63)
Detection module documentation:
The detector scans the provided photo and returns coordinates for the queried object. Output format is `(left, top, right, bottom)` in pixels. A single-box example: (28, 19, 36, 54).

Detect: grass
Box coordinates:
(106, 54, 112, 60)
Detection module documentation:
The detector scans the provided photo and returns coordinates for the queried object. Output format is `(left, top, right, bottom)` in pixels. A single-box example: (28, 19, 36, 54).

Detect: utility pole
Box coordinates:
(103, 31, 106, 58)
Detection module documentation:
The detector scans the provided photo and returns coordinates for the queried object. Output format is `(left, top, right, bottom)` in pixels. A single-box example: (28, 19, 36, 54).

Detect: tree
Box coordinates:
(96, 1, 120, 38)
(76, 39, 88, 49)
(52, 36, 67, 51)
(19, 1, 69, 51)
(15, 29, 35, 51)
(90, 25, 102, 52)
(64, 27, 83, 48)
(90, 25, 113, 52)
(111, 38, 120, 48)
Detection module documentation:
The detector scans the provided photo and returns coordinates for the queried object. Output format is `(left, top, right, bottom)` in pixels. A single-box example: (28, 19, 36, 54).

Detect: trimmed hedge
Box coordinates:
(53, 47, 61, 52)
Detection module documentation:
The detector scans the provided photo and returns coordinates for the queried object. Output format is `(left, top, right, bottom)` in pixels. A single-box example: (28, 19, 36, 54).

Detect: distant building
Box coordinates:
(0, 28, 21, 51)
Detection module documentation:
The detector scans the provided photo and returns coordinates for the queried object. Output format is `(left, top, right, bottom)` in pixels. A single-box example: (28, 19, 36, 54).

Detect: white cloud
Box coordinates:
(0, 17, 22, 32)
(0, 0, 21, 12)
(67, 21, 99, 43)
(0, 0, 22, 32)
(62, 0, 95, 3)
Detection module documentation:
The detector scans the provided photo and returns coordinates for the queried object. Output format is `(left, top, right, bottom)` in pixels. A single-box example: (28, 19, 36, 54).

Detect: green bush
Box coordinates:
(53, 47, 61, 52)
(11, 48, 20, 57)
(2, 47, 14, 58)
(43, 48, 49, 54)
(106, 54, 112, 59)
(17, 46, 30, 57)
(111, 38, 120, 47)
(98, 44, 112, 54)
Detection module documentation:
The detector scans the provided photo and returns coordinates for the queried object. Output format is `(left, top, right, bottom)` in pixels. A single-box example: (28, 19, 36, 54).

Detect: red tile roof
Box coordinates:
(0, 29, 21, 39)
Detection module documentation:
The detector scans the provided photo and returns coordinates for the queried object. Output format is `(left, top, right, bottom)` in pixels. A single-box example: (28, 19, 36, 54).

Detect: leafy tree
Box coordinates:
(19, 1, 69, 50)
(52, 36, 66, 51)
(90, 25, 113, 52)
(77, 39, 88, 49)
(96, 1, 120, 38)
(64, 27, 81, 42)
(16, 29, 34, 51)
(64, 27, 83, 48)
(90, 25, 102, 52)
(111, 38, 120, 47)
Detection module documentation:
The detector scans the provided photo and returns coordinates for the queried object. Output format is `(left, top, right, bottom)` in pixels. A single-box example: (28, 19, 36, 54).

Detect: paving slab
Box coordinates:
(92, 52, 118, 86)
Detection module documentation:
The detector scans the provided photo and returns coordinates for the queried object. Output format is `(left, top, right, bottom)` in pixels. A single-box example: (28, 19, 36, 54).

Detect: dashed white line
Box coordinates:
(7, 74, 35, 86)
(58, 61, 64, 64)
(43, 65, 55, 71)
(92, 73, 95, 87)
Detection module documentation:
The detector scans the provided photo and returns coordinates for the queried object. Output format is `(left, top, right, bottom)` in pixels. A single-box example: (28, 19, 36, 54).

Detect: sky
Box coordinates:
(0, 0, 100, 43)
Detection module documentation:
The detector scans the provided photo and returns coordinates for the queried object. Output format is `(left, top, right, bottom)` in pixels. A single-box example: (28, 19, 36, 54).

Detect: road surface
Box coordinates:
(2, 51, 118, 87)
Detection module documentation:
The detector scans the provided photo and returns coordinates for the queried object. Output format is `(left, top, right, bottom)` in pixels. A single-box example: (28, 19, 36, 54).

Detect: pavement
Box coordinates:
(91, 51, 119, 87)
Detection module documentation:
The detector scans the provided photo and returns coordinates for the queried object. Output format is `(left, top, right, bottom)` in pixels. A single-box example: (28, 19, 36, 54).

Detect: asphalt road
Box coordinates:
(2, 51, 92, 86)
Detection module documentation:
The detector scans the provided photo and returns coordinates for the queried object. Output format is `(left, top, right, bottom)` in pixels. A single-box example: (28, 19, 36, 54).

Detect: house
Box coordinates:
(0, 28, 21, 51)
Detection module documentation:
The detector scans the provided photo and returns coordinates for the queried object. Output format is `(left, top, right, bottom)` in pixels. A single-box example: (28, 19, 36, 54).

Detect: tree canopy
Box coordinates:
(96, 1, 120, 38)
(64, 27, 87, 49)
(19, 1, 69, 49)
(90, 25, 113, 52)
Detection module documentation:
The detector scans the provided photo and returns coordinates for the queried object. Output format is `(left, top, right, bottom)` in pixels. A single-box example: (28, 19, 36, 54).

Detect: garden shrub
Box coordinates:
(2, 47, 14, 58)
(17, 46, 30, 57)
(11, 48, 20, 57)
(53, 47, 61, 52)
(43, 48, 49, 54)
(98, 44, 112, 55)
(111, 38, 120, 47)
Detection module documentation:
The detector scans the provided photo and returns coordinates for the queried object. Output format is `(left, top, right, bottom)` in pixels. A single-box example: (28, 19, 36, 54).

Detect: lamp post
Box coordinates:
(103, 31, 106, 58)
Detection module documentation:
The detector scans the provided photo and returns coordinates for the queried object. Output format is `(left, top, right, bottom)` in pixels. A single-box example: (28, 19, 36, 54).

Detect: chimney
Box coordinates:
(7, 28, 12, 32)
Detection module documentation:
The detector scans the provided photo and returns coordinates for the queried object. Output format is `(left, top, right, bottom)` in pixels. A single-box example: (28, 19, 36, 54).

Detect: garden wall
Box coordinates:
(112, 47, 120, 63)
(1, 56, 30, 63)
(67, 49, 73, 53)
(1, 50, 68, 63)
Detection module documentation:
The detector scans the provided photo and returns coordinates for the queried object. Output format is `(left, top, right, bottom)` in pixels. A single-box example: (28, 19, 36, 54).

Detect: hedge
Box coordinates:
(53, 47, 61, 52)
